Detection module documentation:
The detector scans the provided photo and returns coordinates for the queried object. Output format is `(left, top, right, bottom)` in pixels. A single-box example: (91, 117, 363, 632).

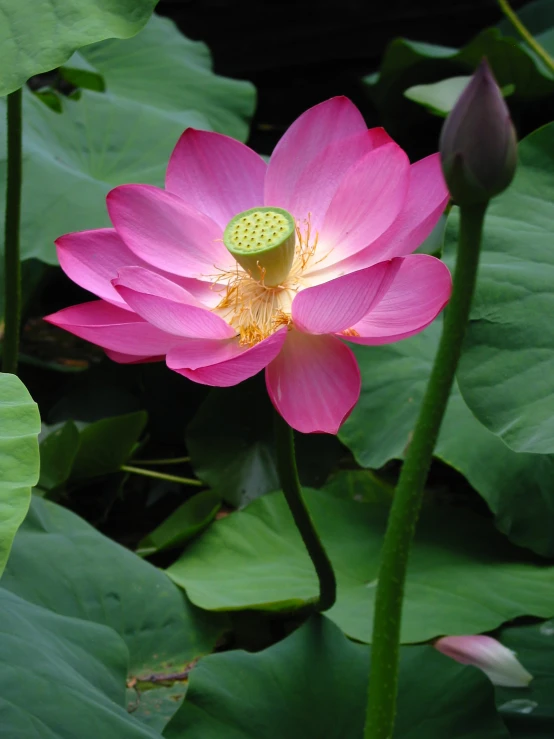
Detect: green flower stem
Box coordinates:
(130, 456, 191, 466)
(498, 0, 554, 75)
(120, 465, 203, 487)
(364, 202, 488, 739)
(273, 410, 336, 612)
(2, 88, 23, 375)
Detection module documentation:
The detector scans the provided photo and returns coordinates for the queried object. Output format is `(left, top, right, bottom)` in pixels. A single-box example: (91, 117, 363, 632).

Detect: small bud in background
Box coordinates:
(439, 59, 517, 205)
(435, 635, 533, 688)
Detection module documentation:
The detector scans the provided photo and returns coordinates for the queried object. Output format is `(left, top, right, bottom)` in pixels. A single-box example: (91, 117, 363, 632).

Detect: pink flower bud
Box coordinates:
(439, 59, 517, 205)
(435, 635, 532, 687)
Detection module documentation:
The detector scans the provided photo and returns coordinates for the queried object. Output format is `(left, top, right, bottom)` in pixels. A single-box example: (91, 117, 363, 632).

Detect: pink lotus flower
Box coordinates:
(45, 97, 451, 434)
(435, 635, 533, 688)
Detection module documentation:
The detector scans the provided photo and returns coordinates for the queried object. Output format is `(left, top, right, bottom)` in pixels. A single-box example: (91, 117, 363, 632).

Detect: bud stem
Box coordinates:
(364, 201, 488, 739)
(273, 410, 336, 612)
(498, 0, 554, 75)
(2, 88, 23, 375)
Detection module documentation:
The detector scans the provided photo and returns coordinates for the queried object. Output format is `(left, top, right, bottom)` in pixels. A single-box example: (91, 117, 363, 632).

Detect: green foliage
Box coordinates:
(137, 489, 222, 557)
(167, 486, 554, 643)
(165, 616, 509, 739)
(452, 122, 554, 454)
(0, 374, 40, 576)
(340, 320, 554, 557)
(0, 0, 158, 97)
(496, 619, 554, 738)
(187, 379, 342, 507)
(37, 411, 147, 493)
(0, 588, 160, 738)
(1, 497, 226, 732)
(66, 15, 255, 141)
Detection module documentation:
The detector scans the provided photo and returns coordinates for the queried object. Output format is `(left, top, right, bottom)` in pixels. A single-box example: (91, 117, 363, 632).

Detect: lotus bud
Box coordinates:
(435, 635, 533, 688)
(439, 59, 517, 205)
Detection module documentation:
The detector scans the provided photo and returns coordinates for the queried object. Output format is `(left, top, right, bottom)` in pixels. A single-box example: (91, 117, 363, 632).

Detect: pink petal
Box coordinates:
(112, 267, 235, 340)
(312, 143, 410, 271)
(167, 328, 287, 387)
(276, 127, 393, 232)
(107, 184, 235, 279)
(56, 228, 145, 310)
(435, 636, 533, 688)
(264, 97, 368, 208)
(56, 227, 223, 311)
(343, 255, 451, 345)
(265, 331, 360, 434)
(292, 260, 397, 334)
(165, 129, 266, 229)
(313, 153, 449, 278)
(105, 350, 162, 364)
(44, 300, 183, 355)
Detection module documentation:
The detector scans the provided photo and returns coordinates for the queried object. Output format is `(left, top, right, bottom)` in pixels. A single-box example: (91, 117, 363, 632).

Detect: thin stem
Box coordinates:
(130, 456, 191, 466)
(498, 0, 554, 74)
(364, 202, 488, 739)
(120, 465, 202, 487)
(2, 88, 23, 375)
(273, 410, 336, 611)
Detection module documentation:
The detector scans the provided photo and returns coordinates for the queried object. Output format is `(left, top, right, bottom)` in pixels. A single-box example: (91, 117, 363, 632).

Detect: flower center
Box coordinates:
(214, 212, 319, 347)
(223, 207, 296, 287)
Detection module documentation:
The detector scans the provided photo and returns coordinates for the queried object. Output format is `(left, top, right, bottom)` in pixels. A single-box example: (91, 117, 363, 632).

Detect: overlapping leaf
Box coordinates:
(167, 487, 554, 643)
(165, 616, 509, 739)
(0, 0, 157, 96)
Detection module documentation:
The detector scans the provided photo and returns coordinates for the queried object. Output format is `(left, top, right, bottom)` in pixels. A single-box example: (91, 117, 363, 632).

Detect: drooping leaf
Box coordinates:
(165, 616, 509, 739)
(37, 420, 80, 491)
(136, 489, 222, 557)
(70, 410, 147, 480)
(0, 0, 157, 96)
(453, 122, 554, 454)
(167, 488, 554, 644)
(339, 321, 554, 557)
(0, 374, 40, 576)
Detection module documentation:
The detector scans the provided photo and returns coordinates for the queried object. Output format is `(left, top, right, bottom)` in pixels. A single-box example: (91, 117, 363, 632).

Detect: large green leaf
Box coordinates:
(0, 88, 207, 265)
(0, 0, 157, 97)
(0, 587, 159, 738)
(496, 619, 554, 738)
(167, 488, 554, 644)
(2, 497, 224, 676)
(165, 616, 509, 739)
(71, 15, 255, 142)
(339, 322, 554, 557)
(454, 122, 554, 454)
(0, 373, 40, 576)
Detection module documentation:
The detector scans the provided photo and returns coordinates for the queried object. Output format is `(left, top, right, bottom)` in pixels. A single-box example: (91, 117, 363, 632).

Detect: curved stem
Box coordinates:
(364, 202, 488, 739)
(2, 88, 23, 375)
(498, 0, 554, 75)
(274, 410, 336, 611)
(131, 456, 191, 466)
(120, 465, 202, 487)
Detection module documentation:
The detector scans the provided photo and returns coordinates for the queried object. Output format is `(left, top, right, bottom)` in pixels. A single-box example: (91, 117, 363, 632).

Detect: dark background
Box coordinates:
(158, 0, 528, 154)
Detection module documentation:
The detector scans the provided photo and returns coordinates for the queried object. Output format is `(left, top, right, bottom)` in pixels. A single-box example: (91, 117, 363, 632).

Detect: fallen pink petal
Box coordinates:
(45, 96, 452, 434)
(435, 635, 533, 688)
